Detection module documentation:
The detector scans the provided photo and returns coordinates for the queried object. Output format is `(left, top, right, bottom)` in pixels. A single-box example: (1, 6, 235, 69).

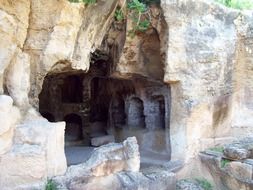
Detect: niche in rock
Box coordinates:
(127, 97, 146, 128)
(151, 95, 165, 129)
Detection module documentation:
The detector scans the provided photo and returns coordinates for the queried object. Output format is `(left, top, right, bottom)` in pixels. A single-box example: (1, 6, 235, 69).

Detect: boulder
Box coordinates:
(91, 135, 115, 147)
(226, 159, 253, 181)
(200, 151, 253, 190)
(54, 137, 140, 187)
(224, 137, 253, 160)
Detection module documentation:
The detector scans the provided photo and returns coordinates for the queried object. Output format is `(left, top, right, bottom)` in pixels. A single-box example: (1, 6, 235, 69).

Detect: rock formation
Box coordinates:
(200, 137, 253, 189)
(0, 0, 253, 189)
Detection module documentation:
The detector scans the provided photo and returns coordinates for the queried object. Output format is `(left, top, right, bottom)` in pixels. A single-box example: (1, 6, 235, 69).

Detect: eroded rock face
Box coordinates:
(0, 0, 119, 189)
(1, 0, 253, 189)
(0, 112, 66, 189)
(159, 0, 253, 170)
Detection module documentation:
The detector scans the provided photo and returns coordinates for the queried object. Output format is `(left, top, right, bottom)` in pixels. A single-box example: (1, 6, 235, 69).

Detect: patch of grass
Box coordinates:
(195, 178, 213, 190)
(45, 179, 57, 190)
(208, 146, 224, 153)
(221, 158, 231, 168)
(215, 0, 253, 10)
(115, 8, 125, 21)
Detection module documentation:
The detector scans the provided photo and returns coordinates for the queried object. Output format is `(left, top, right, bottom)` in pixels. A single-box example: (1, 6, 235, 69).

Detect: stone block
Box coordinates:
(14, 118, 67, 177)
(0, 144, 47, 190)
(224, 137, 253, 160)
(227, 159, 253, 181)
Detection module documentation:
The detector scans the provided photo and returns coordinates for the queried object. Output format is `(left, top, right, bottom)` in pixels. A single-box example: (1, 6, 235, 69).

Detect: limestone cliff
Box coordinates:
(0, 0, 253, 189)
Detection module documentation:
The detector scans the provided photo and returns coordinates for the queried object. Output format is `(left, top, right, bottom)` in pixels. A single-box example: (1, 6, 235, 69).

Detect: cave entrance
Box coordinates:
(39, 70, 171, 166)
(39, 72, 86, 145)
(39, 72, 94, 166)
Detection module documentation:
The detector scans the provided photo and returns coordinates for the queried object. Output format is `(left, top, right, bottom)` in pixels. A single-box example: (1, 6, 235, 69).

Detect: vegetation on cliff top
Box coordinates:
(69, 0, 160, 36)
(216, 0, 253, 10)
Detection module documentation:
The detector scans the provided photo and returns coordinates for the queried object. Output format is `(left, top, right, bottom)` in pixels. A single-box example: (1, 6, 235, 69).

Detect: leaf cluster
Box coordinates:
(195, 178, 213, 190)
(127, 0, 151, 36)
(45, 179, 58, 190)
(115, 9, 124, 22)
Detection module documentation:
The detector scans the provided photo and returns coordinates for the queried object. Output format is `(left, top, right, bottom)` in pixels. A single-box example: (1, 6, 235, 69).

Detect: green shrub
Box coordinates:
(69, 0, 154, 36)
(127, 0, 151, 36)
(216, 0, 253, 10)
(221, 158, 231, 168)
(45, 179, 57, 190)
(115, 9, 125, 21)
(195, 178, 213, 190)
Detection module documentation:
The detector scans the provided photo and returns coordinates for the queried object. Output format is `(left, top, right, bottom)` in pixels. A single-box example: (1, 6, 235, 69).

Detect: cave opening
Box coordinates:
(38, 64, 171, 166)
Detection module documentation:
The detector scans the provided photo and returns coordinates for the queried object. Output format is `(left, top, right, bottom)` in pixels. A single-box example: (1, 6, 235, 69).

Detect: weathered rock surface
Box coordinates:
(4, 50, 30, 108)
(224, 137, 253, 160)
(0, 95, 20, 155)
(227, 160, 253, 181)
(69, 170, 176, 190)
(0, 144, 46, 190)
(0, 105, 66, 190)
(176, 179, 204, 190)
(14, 117, 67, 177)
(1, 0, 253, 188)
(200, 150, 253, 190)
